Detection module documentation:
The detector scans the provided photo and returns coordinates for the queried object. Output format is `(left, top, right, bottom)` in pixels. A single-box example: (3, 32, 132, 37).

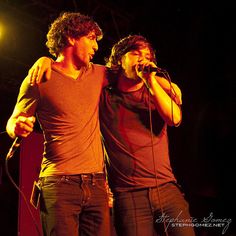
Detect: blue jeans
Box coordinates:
(39, 173, 110, 236)
(113, 182, 195, 236)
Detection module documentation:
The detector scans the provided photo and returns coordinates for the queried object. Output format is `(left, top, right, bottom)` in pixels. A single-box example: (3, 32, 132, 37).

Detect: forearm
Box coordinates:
(155, 76, 182, 105)
(6, 117, 18, 139)
(149, 76, 182, 126)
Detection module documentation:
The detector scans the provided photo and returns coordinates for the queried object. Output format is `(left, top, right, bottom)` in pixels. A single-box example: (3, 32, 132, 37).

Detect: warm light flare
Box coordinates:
(0, 22, 4, 40)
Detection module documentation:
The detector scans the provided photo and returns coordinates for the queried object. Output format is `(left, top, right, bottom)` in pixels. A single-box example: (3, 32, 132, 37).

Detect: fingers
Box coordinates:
(171, 86, 182, 105)
(172, 94, 182, 105)
(28, 57, 52, 85)
(136, 62, 157, 79)
(28, 66, 40, 86)
(178, 95, 182, 105)
(14, 116, 36, 137)
(36, 67, 48, 84)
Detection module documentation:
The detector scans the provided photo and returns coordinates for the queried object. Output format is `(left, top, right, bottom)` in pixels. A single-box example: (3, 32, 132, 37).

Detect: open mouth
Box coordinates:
(89, 54, 94, 60)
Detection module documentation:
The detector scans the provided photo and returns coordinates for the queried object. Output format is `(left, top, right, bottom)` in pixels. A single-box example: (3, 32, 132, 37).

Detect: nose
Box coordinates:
(137, 56, 147, 63)
(93, 40, 98, 52)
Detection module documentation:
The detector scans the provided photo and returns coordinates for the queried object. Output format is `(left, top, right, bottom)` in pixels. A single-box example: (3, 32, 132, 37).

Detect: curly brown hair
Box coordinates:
(106, 35, 156, 74)
(46, 12, 103, 57)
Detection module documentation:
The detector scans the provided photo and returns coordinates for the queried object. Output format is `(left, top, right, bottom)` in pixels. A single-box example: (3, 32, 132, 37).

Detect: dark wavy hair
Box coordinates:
(106, 35, 156, 74)
(46, 12, 103, 57)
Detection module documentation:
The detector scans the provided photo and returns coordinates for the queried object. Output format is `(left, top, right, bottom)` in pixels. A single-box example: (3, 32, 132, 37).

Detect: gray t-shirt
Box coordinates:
(15, 63, 107, 177)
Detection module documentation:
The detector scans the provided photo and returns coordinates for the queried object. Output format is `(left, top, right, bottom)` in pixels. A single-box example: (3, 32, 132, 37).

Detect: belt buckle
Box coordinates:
(81, 174, 90, 180)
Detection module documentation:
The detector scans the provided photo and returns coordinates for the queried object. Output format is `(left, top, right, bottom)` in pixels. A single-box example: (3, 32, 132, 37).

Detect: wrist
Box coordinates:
(144, 77, 154, 95)
(6, 127, 17, 139)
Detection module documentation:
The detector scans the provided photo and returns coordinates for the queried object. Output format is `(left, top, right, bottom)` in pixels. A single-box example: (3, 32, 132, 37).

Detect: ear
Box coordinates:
(67, 37, 75, 46)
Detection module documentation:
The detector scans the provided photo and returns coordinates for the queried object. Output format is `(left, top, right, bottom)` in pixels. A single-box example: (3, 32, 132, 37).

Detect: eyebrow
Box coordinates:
(131, 50, 151, 56)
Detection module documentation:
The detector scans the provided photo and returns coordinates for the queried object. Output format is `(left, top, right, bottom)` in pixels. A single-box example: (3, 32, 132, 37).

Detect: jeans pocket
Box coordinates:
(40, 176, 65, 189)
(94, 179, 108, 193)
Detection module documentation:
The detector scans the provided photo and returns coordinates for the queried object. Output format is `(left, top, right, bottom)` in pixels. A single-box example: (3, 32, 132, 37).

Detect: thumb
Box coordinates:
(28, 116, 36, 123)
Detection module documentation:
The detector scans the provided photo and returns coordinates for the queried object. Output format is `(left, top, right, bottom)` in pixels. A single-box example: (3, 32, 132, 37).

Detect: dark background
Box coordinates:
(0, 0, 235, 235)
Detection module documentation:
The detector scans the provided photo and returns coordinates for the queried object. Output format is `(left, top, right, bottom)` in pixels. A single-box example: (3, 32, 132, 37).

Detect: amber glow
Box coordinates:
(0, 22, 3, 40)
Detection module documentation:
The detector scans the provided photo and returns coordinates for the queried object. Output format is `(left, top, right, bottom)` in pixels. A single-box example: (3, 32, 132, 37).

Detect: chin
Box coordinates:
(81, 61, 90, 68)
(125, 73, 139, 81)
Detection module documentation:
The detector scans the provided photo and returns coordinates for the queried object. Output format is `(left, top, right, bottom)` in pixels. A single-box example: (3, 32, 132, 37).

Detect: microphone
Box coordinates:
(138, 65, 166, 74)
(6, 137, 22, 160)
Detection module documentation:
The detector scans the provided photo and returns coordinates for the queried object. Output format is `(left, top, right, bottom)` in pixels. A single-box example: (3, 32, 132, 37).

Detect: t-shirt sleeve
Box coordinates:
(14, 77, 40, 116)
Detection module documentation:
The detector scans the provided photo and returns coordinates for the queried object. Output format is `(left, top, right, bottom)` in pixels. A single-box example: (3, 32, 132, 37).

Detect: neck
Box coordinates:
(117, 75, 144, 92)
(54, 53, 87, 80)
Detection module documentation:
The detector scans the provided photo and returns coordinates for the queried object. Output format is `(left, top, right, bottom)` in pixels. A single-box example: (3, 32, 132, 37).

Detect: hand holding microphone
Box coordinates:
(6, 116, 36, 160)
(137, 63, 166, 74)
(14, 116, 36, 138)
(135, 63, 158, 95)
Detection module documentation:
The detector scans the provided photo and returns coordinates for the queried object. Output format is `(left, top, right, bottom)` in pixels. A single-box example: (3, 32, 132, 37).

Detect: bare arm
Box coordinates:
(155, 76, 182, 105)
(28, 57, 53, 85)
(136, 63, 182, 126)
(148, 75, 182, 126)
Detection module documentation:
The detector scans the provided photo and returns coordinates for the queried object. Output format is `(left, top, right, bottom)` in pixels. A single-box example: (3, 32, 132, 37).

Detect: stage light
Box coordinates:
(0, 22, 4, 41)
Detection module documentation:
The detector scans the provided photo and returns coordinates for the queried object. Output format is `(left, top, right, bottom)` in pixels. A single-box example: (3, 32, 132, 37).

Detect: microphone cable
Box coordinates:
(147, 69, 180, 236)
(0, 131, 7, 135)
(5, 140, 43, 236)
(147, 90, 169, 236)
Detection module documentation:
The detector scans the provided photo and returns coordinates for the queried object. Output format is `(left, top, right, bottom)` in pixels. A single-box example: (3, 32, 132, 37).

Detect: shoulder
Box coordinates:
(90, 63, 109, 86)
(90, 63, 106, 72)
(88, 63, 107, 78)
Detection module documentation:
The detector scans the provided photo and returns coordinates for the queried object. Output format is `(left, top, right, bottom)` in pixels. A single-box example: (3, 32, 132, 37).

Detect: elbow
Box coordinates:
(167, 110, 182, 127)
(167, 119, 182, 127)
(173, 117, 182, 127)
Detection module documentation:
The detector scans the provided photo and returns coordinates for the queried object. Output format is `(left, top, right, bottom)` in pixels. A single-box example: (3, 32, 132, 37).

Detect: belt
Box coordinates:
(39, 173, 105, 184)
(79, 173, 105, 180)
